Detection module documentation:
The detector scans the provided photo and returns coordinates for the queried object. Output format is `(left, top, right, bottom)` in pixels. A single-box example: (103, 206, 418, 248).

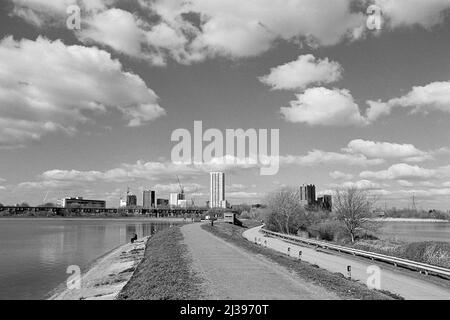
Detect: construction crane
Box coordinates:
(176, 175, 184, 195)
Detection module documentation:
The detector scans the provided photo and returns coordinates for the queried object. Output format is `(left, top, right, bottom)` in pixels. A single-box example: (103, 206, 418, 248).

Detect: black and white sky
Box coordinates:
(1, 0, 450, 209)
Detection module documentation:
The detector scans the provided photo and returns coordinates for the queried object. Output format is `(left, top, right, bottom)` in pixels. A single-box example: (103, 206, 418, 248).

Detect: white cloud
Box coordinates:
(280, 87, 368, 126)
(280, 150, 384, 166)
(10, 1, 450, 65)
(226, 191, 263, 199)
(397, 180, 436, 188)
(153, 183, 204, 193)
(360, 163, 437, 181)
(329, 171, 354, 180)
(0, 36, 165, 147)
(78, 8, 145, 58)
(226, 184, 247, 192)
(339, 179, 386, 190)
(375, 0, 450, 29)
(366, 81, 450, 121)
(259, 54, 342, 90)
(343, 139, 432, 162)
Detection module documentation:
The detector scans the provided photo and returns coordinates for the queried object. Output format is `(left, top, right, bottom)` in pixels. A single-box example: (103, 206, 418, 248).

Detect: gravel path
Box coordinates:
(181, 223, 339, 300)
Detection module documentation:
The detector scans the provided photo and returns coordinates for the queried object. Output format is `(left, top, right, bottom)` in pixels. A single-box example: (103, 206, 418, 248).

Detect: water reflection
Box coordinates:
(0, 219, 173, 300)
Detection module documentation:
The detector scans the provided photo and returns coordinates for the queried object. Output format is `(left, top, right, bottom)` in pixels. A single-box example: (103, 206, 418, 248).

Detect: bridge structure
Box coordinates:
(0, 206, 209, 217)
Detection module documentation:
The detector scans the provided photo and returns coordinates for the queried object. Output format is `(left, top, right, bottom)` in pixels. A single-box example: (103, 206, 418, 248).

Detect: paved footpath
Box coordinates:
(244, 226, 450, 300)
(181, 223, 340, 300)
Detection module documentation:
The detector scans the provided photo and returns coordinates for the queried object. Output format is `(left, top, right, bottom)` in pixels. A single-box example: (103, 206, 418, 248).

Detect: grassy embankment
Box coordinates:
(202, 220, 402, 300)
(349, 240, 450, 269)
(305, 219, 450, 269)
(118, 226, 203, 300)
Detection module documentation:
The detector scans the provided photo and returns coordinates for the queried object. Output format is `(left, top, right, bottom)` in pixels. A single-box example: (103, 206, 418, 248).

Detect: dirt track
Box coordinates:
(181, 223, 339, 300)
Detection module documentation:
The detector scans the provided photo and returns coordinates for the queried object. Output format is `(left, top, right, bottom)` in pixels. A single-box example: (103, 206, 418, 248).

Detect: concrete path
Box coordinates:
(244, 226, 450, 300)
(181, 223, 339, 300)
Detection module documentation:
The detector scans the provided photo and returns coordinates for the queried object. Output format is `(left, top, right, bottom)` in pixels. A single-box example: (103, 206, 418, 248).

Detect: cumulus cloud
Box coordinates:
(280, 150, 384, 166)
(10, 1, 450, 65)
(153, 183, 204, 193)
(78, 8, 145, 58)
(374, 0, 450, 29)
(397, 180, 436, 188)
(0, 36, 165, 147)
(259, 55, 342, 90)
(360, 163, 437, 181)
(329, 171, 354, 180)
(334, 179, 387, 190)
(366, 81, 450, 122)
(8, 0, 365, 64)
(280, 87, 368, 126)
(343, 139, 433, 162)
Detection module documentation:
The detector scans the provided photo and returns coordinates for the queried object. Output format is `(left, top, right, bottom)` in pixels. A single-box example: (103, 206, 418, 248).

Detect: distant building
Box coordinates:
(156, 198, 169, 207)
(178, 199, 194, 208)
(317, 195, 332, 211)
(299, 184, 316, 206)
(57, 197, 105, 208)
(143, 190, 156, 208)
(210, 171, 225, 208)
(169, 193, 185, 207)
(126, 194, 137, 207)
(119, 198, 127, 208)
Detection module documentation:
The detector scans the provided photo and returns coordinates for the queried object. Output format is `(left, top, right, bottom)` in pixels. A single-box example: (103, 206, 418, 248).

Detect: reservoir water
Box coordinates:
(0, 218, 173, 300)
(377, 220, 450, 242)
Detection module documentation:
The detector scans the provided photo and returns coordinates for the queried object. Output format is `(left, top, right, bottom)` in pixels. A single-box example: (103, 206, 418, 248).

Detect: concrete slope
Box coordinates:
(244, 226, 450, 300)
(181, 223, 339, 300)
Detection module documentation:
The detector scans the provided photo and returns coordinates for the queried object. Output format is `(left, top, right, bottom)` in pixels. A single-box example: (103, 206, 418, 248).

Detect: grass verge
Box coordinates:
(349, 240, 450, 269)
(202, 221, 402, 300)
(117, 226, 203, 300)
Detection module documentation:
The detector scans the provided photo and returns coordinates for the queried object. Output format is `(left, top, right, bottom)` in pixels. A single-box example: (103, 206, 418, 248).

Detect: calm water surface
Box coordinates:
(0, 219, 173, 300)
(377, 221, 450, 242)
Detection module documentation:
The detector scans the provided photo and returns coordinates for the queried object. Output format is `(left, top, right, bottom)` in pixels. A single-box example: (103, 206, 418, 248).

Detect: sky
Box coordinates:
(0, 0, 450, 210)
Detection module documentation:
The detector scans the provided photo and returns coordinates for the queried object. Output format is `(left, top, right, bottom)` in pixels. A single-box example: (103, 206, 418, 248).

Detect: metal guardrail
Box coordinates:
(260, 228, 450, 279)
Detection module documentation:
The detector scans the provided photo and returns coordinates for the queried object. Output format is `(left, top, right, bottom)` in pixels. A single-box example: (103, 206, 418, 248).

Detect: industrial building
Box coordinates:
(119, 198, 127, 208)
(317, 195, 332, 211)
(143, 190, 156, 208)
(169, 192, 185, 207)
(126, 194, 137, 207)
(299, 184, 316, 206)
(57, 197, 106, 208)
(156, 198, 169, 207)
(210, 171, 228, 208)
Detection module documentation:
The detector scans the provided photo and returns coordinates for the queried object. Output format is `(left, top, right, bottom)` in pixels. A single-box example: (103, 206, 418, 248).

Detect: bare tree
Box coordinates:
(265, 187, 308, 234)
(333, 187, 378, 242)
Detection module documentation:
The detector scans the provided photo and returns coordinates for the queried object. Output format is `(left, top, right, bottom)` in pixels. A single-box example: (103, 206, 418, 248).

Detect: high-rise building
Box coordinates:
(169, 192, 185, 207)
(143, 190, 156, 208)
(156, 198, 169, 207)
(299, 184, 316, 206)
(210, 171, 225, 208)
(126, 194, 137, 207)
(119, 198, 127, 208)
(317, 194, 332, 211)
